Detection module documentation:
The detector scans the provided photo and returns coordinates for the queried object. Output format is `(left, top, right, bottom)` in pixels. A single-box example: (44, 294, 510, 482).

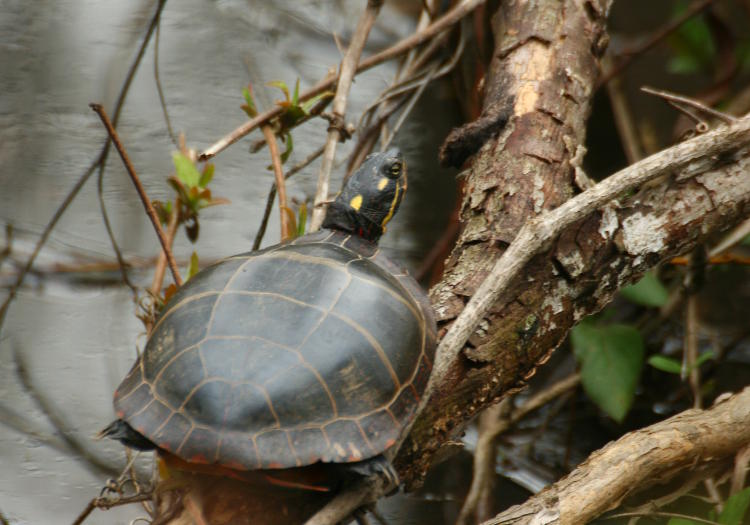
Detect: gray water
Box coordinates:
(0, 1, 459, 523)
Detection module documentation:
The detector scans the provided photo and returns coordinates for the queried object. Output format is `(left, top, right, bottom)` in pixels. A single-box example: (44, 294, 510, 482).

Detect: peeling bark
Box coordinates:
(394, 0, 750, 490)
(396, 0, 613, 483)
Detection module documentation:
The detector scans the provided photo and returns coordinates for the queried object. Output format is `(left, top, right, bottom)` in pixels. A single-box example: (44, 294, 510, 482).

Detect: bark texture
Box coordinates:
(484, 386, 750, 525)
(394, 0, 750, 489)
(396, 0, 614, 483)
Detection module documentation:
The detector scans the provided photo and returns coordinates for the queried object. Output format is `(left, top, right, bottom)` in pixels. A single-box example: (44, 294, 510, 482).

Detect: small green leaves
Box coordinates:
(571, 321, 644, 422)
(173, 152, 201, 188)
(168, 152, 228, 243)
(620, 272, 669, 307)
(264, 79, 333, 130)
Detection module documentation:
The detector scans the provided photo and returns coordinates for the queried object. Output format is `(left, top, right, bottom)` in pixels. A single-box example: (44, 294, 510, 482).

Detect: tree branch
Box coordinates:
(90, 103, 183, 287)
(198, 0, 486, 161)
(309, 0, 384, 231)
(394, 0, 750, 488)
(484, 386, 750, 525)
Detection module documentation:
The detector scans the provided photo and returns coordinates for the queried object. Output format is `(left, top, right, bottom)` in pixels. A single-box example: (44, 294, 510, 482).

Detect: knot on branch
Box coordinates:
(321, 112, 354, 143)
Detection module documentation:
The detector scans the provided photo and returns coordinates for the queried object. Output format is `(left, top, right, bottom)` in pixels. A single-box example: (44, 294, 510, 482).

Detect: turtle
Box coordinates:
(101, 147, 436, 489)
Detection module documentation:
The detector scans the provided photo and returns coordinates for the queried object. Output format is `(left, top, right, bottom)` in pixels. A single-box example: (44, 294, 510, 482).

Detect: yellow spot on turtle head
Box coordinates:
(349, 194, 363, 211)
(377, 177, 389, 190)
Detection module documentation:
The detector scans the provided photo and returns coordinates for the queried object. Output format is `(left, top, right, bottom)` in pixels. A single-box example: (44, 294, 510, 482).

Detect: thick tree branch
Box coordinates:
(394, 0, 750, 488)
(484, 387, 750, 525)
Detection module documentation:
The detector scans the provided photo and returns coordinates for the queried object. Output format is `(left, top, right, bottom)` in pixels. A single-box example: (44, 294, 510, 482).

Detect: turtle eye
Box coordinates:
(387, 161, 402, 179)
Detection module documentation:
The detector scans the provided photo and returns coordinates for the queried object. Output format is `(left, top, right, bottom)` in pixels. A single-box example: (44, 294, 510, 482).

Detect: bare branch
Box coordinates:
(253, 145, 325, 250)
(308, 0, 384, 231)
(198, 0, 486, 161)
(90, 103, 183, 287)
(0, 0, 168, 334)
(484, 386, 750, 525)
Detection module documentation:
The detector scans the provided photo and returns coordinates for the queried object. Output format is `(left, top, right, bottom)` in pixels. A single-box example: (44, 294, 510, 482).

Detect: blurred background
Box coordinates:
(1, 1, 749, 524)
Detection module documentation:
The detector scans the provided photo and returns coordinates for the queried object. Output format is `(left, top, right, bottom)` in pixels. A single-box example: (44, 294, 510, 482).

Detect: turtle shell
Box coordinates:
(113, 229, 436, 470)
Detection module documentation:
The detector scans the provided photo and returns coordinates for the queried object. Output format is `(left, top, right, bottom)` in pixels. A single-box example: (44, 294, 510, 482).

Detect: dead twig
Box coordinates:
(0, 0, 167, 334)
(458, 373, 581, 525)
(485, 387, 750, 525)
(90, 103, 183, 287)
(154, 20, 178, 148)
(303, 473, 394, 525)
(198, 0, 487, 161)
(641, 86, 738, 125)
(72, 492, 154, 525)
(257, 104, 293, 240)
(253, 145, 325, 250)
(309, 0, 385, 231)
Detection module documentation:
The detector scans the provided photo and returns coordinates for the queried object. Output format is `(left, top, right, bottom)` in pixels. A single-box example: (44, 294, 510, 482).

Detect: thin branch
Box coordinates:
(198, 0, 486, 161)
(0, 0, 168, 335)
(154, 20, 178, 148)
(709, 216, 750, 257)
(309, 0, 384, 232)
(485, 386, 750, 524)
(90, 103, 183, 287)
(262, 125, 292, 240)
(244, 82, 294, 242)
(642, 86, 738, 124)
(253, 145, 325, 250)
(303, 475, 393, 525)
(96, 168, 137, 298)
(149, 201, 179, 298)
(601, 511, 721, 525)
(604, 56, 644, 164)
(458, 374, 581, 525)
(427, 117, 750, 398)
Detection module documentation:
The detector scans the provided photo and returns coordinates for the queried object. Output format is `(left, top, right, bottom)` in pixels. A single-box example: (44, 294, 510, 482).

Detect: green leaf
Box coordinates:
(187, 251, 200, 281)
(693, 351, 714, 369)
(268, 80, 290, 103)
(719, 487, 750, 525)
(292, 78, 300, 106)
(620, 272, 669, 307)
(648, 355, 683, 374)
(172, 152, 201, 188)
(571, 321, 644, 422)
(199, 163, 214, 188)
(301, 91, 334, 114)
(297, 202, 307, 238)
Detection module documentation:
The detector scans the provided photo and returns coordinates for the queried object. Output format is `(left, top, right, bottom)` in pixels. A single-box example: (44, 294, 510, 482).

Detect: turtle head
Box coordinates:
(322, 147, 407, 242)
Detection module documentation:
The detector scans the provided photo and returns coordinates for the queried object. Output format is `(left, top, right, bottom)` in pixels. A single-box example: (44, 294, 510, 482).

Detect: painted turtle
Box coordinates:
(102, 148, 436, 483)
